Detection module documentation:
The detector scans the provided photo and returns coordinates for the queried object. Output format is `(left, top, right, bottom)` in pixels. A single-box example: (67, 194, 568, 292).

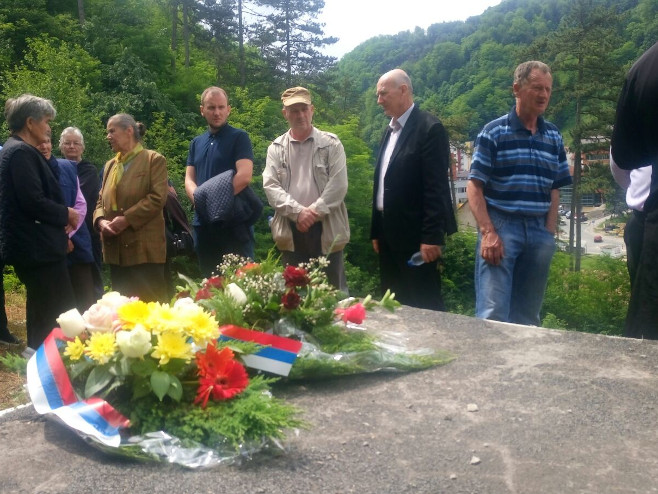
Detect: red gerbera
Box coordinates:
(195, 287, 212, 301)
(194, 344, 249, 408)
(281, 289, 301, 310)
(334, 303, 367, 325)
(204, 275, 223, 290)
(283, 265, 310, 288)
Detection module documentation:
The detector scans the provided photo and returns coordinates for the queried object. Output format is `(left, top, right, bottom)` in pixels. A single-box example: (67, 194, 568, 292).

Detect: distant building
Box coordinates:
(561, 141, 608, 207)
(450, 142, 473, 205)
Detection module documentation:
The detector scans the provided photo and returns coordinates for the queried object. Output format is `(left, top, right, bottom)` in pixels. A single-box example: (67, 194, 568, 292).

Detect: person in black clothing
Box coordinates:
(0, 141, 20, 346)
(59, 127, 104, 299)
(0, 95, 78, 349)
(612, 42, 658, 340)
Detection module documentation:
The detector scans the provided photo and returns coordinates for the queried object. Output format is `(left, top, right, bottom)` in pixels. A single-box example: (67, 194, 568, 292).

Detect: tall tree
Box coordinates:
(533, 0, 625, 271)
(251, 0, 337, 85)
(77, 0, 85, 24)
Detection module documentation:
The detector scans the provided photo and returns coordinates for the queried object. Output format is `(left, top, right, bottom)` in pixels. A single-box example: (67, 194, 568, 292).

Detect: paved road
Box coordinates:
(557, 207, 626, 256)
(1, 308, 657, 494)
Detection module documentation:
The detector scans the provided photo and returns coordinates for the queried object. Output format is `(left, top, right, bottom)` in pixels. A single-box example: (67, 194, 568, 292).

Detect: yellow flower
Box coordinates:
(146, 302, 183, 334)
(151, 331, 193, 366)
(185, 310, 219, 346)
(84, 332, 117, 364)
(64, 336, 85, 361)
(116, 300, 151, 329)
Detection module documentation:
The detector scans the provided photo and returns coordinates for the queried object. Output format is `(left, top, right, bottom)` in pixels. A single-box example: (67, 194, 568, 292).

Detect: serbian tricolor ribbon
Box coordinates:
(26, 328, 130, 447)
(218, 325, 302, 377)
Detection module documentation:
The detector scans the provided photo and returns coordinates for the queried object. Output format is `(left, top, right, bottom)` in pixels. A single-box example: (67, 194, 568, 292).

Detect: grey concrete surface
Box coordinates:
(1, 308, 657, 494)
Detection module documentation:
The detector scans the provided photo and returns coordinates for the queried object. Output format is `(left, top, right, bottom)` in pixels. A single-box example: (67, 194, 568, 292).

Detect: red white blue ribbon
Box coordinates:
(219, 325, 302, 377)
(26, 328, 130, 447)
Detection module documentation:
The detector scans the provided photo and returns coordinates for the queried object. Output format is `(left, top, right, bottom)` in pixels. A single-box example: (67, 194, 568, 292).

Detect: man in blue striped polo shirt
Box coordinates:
(467, 61, 572, 325)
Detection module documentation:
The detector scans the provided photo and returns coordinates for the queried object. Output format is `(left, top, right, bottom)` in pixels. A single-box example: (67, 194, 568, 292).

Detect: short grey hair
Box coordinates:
(108, 113, 146, 142)
(4, 94, 56, 133)
(59, 126, 85, 150)
(514, 61, 551, 86)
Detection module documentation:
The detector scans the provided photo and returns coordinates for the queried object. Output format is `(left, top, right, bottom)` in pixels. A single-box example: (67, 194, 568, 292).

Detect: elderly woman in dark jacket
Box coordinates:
(0, 94, 78, 348)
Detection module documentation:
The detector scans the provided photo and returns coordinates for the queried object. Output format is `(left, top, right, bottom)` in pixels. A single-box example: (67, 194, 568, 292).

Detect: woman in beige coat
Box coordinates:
(93, 113, 168, 302)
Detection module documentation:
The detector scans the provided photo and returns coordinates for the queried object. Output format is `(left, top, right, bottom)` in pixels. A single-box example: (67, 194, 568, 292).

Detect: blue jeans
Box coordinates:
(475, 208, 555, 325)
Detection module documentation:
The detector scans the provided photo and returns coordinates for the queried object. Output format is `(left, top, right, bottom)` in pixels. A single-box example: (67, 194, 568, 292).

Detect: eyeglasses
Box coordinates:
(62, 141, 83, 147)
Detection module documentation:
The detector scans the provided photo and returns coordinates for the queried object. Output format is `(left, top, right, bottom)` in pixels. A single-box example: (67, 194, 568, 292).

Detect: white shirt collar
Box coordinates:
(390, 103, 414, 130)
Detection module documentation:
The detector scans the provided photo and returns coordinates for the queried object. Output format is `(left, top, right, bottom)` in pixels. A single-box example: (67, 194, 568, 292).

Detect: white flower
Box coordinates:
(82, 303, 115, 332)
(97, 291, 131, 311)
(56, 308, 86, 338)
(226, 283, 247, 306)
(173, 297, 195, 308)
(116, 324, 152, 358)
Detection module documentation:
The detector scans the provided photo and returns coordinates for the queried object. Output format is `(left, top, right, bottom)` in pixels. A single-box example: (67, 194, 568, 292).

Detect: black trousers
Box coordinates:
(377, 234, 445, 311)
(624, 210, 645, 290)
(625, 207, 658, 339)
(194, 223, 254, 278)
(281, 222, 348, 293)
(69, 262, 98, 312)
(14, 260, 76, 349)
(110, 263, 167, 303)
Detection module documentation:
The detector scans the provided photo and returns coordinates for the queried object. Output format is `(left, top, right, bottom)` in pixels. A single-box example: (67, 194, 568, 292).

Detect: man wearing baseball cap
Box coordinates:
(263, 87, 350, 292)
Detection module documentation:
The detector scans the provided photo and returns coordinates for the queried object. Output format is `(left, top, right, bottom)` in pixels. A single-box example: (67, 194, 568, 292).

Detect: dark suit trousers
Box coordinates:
(377, 233, 445, 311)
(14, 260, 76, 349)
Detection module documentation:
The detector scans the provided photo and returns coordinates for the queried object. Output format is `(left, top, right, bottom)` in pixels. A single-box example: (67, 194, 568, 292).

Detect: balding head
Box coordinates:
(376, 69, 414, 118)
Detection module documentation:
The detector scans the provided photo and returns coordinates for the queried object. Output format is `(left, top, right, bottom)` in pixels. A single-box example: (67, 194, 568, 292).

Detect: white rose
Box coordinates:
(97, 291, 131, 311)
(82, 303, 115, 332)
(116, 325, 152, 358)
(173, 297, 195, 308)
(226, 283, 247, 306)
(56, 308, 87, 338)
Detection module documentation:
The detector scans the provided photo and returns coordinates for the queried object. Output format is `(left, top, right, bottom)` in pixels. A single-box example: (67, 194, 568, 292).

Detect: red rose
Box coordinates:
(283, 265, 310, 288)
(204, 276, 223, 289)
(281, 290, 301, 310)
(335, 303, 366, 324)
(195, 287, 212, 301)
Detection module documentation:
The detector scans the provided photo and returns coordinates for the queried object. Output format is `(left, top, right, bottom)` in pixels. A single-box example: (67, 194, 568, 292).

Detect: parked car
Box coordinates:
(594, 235, 603, 243)
(565, 211, 588, 221)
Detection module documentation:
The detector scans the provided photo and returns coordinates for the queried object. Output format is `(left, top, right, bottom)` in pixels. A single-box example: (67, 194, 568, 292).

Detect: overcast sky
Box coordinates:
(320, 0, 503, 58)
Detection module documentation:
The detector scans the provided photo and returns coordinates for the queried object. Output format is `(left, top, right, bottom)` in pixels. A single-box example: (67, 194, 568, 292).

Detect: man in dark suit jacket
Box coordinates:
(370, 69, 457, 310)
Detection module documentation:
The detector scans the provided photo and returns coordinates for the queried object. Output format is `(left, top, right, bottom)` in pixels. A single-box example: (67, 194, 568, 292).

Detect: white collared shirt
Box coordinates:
(376, 104, 414, 210)
(610, 149, 652, 211)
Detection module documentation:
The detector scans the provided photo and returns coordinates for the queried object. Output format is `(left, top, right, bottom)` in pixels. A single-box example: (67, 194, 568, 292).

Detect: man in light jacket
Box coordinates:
(263, 87, 350, 292)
